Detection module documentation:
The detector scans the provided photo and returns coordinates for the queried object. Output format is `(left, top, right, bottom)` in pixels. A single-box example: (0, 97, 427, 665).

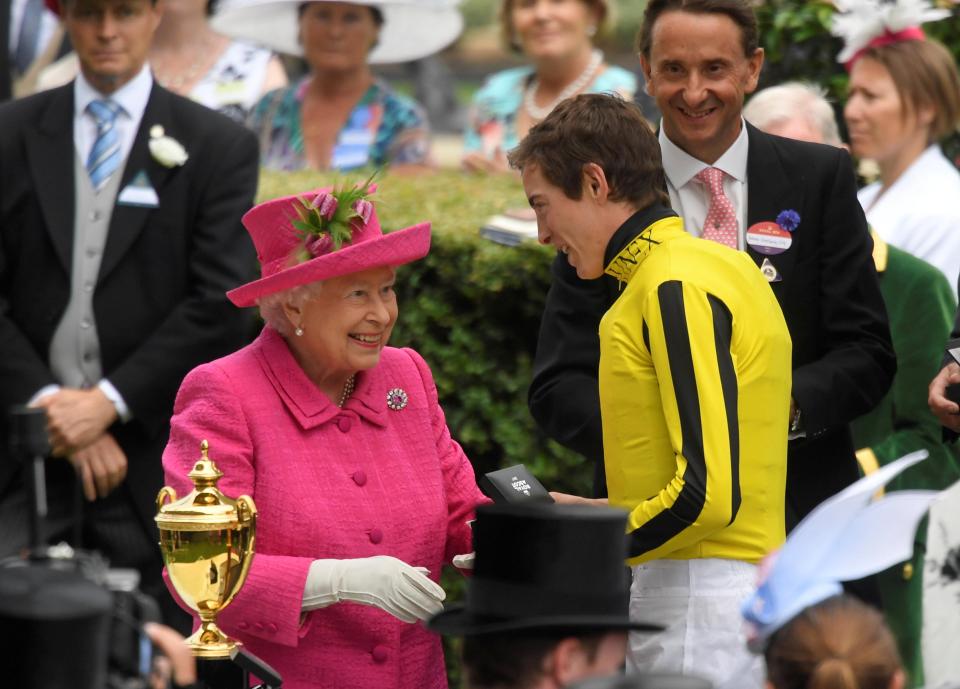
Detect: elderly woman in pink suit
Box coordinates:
(161, 181, 488, 689)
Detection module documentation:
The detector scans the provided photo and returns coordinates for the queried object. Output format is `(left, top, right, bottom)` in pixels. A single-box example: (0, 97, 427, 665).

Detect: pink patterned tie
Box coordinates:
(695, 167, 738, 249)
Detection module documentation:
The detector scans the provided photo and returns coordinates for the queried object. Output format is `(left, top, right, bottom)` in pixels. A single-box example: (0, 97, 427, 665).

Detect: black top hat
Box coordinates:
(428, 503, 663, 635)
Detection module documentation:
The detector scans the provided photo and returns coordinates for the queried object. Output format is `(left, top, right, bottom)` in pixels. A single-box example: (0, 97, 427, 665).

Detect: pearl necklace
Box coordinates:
(338, 374, 356, 408)
(523, 49, 604, 121)
(152, 38, 216, 93)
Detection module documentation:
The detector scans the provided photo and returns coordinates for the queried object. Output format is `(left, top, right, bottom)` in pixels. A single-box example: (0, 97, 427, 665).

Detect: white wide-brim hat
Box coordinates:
(212, 0, 463, 64)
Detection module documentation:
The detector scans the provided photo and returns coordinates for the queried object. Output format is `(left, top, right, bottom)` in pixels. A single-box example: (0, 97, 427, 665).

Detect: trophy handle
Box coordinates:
(156, 486, 178, 514)
(236, 495, 257, 528)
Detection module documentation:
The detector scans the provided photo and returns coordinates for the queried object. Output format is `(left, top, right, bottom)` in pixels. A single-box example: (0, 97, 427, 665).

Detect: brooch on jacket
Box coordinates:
(386, 388, 408, 411)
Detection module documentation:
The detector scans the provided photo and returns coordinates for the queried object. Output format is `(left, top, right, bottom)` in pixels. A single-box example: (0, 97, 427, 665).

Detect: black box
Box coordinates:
(480, 464, 554, 504)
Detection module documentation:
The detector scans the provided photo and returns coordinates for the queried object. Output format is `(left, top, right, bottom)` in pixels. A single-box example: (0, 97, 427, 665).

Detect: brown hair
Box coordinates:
(462, 631, 606, 689)
(637, 0, 759, 58)
(507, 93, 670, 211)
(499, 0, 608, 53)
(857, 38, 960, 143)
(764, 595, 902, 689)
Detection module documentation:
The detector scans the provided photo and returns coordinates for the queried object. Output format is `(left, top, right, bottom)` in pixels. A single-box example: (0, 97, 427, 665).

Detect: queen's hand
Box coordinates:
(302, 555, 446, 623)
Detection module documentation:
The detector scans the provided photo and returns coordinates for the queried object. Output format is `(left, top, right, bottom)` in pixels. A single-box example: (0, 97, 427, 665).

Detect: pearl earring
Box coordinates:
(586, 25, 597, 37)
(295, 326, 304, 337)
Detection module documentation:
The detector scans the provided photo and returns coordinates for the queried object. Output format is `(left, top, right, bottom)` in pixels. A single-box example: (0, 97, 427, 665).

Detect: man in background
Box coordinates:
(529, 0, 895, 529)
(2, 0, 67, 100)
(0, 0, 258, 629)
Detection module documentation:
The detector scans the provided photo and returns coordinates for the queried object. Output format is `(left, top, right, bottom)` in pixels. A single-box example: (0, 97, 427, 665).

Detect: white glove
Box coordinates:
(302, 555, 446, 623)
(452, 552, 475, 570)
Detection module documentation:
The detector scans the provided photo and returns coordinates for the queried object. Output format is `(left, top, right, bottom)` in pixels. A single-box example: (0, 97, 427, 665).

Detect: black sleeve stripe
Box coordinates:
(628, 280, 707, 557)
(708, 294, 741, 525)
(642, 319, 651, 353)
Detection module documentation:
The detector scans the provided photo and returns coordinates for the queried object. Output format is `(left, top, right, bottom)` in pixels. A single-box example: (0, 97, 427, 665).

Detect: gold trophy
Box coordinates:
(156, 440, 257, 658)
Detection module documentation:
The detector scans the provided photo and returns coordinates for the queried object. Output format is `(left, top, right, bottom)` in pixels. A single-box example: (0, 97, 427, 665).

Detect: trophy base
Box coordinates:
(186, 622, 242, 659)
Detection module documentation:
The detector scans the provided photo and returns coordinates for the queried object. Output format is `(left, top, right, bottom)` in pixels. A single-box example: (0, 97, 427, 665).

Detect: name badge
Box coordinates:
(746, 221, 792, 255)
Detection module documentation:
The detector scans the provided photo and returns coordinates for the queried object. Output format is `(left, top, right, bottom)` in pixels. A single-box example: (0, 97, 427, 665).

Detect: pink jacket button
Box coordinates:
(372, 645, 389, 664)
(336, 416, 352, 433)
(237, 621, 249, 630)
(266, 623, 278, 634)
(254, 622, 265, 632)
(369, 528, 383, 544)
(353, 470, 367, 486)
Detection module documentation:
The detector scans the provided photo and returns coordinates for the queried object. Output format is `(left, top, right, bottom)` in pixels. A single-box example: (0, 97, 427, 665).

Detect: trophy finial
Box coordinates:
(188, 439, 224, 489)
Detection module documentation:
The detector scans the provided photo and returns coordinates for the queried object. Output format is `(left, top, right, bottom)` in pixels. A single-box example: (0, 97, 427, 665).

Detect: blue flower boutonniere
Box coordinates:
(776, 209, 801, 232)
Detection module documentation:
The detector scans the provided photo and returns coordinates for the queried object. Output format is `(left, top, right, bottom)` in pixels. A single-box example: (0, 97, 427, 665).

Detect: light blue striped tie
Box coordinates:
(86, 99, 123, 192)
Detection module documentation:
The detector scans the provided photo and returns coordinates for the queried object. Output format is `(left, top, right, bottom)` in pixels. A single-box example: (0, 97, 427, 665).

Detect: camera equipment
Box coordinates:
(0, 560, 113, 689)
(4, 405, 161, 689)
(8, 405, 51, 551)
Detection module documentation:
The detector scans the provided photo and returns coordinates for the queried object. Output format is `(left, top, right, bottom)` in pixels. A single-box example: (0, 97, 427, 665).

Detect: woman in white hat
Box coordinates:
(214, 0, 462, 171)
(162, 180, 488, 689)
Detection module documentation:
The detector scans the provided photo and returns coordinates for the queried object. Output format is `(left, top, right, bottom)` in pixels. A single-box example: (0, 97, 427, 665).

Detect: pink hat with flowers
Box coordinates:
(227, 181, 430, 308)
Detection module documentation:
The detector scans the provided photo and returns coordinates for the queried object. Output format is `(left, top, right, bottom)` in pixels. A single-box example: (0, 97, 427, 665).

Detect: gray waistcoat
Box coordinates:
(48, 155, 126, 388)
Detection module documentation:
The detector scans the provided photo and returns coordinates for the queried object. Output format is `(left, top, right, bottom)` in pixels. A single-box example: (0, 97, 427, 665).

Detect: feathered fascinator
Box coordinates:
(741, 451, 939, 652)
(831, 0, 951, 66)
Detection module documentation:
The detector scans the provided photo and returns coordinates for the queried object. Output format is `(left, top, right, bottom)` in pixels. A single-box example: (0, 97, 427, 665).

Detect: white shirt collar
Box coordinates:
(659, 119, 750, 188)
(74, 63, 153, 122)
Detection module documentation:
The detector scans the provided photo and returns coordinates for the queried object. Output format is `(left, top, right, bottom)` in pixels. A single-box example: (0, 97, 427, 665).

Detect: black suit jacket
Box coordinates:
(0, 82, 258, 527)
(529, 124, 896, 524)
(0, 2, 11, 101)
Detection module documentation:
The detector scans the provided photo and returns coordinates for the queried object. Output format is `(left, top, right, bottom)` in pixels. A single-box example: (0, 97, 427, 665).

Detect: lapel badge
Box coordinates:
(760, 257, 782, 283)
(746, 221, 792, 255)
(386, 388, 408, 411)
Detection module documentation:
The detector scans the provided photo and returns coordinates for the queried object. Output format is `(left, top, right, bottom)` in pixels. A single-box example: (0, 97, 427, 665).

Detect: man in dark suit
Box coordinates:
(529, 0, 895, 529)
(0, 0, 258, 627)
(2, 0, 67, 101)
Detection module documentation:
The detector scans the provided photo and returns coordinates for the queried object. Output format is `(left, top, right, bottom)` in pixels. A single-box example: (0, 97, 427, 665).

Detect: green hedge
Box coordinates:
(259, 170, 594, 687)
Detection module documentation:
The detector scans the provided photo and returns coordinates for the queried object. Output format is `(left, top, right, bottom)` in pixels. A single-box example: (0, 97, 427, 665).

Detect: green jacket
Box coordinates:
(851, 234, 960, 687)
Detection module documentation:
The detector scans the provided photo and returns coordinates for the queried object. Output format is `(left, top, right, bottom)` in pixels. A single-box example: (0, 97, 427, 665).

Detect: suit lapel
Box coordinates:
(25, 84, 76, 272)
(745, 124, 805, 287)
(99, 84, 178, 283)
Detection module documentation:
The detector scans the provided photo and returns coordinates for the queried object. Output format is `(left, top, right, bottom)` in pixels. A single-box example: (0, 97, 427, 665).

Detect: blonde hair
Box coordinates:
(858, 38, 960, 143)
(765, 595, 902, 689)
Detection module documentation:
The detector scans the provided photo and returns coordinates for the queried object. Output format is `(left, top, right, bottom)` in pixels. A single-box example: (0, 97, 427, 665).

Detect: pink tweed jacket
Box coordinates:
(162, 327, 488, 689)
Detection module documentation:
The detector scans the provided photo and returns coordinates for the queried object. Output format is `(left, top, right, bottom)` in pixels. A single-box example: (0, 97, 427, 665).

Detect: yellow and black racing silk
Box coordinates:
(600, 211, 791, 565)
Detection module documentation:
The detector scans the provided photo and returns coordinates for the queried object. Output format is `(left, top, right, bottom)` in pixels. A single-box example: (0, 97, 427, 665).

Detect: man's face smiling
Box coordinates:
(640, 9, 763, 164)
(522, 163, 608, 280)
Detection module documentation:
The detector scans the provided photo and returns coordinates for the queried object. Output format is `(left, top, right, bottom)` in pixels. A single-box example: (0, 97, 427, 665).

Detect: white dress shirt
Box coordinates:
(74, 63, 153, 167)
(659, 121, 750, 250)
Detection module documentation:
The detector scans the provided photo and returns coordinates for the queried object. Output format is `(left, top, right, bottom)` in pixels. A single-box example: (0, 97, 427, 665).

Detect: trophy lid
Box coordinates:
(155, 441, 255, 531)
